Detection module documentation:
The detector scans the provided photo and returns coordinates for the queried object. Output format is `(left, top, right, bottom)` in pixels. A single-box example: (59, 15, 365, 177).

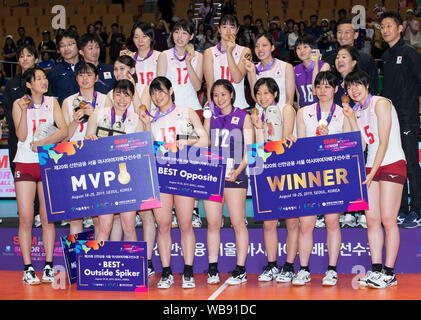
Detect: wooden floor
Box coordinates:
(1, 271, 420, 300)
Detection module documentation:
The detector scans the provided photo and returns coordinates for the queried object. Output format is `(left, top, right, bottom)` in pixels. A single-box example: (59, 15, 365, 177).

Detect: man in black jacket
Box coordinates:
(324, 18, 378, 95)
(381, 11, 421, 228)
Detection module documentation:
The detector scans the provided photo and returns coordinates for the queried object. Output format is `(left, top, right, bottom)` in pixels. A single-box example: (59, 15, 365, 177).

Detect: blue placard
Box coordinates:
(61, 230, 95, 284)
(76, 240, 148, 292)
(38, 132, 161, 222)
(247, 132, 369, 221)
(154, 141, 226, 202)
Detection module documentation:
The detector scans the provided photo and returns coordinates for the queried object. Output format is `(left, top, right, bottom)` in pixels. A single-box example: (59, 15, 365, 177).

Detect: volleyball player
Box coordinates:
(203, 14, 251, 109)
(138, 76, 208, 289)
(203, 79, 253, 285)
(250, 78, 298, 282)
(12, 67, 68, 284)
(294, 71, 351, 286)
(86, 80, 144, 242)
(343, 69, 406, 289)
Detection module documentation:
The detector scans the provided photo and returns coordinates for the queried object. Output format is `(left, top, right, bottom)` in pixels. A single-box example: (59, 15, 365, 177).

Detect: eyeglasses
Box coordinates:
(59, 42, 76, 49)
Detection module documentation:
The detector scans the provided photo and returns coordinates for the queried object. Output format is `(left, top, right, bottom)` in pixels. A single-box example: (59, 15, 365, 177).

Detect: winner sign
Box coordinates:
(39, 132, 161, 222)
(248, 132, 369, 221)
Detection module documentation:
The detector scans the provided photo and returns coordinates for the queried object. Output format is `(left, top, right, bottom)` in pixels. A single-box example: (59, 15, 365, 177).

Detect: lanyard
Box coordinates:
(173, 47, 188, 62)
(25, 94, 44, 109)
(255, 59, 275, 75)
(353, 94, 372, 111)
(150, 103, 176, 123)
(78, 91, 97, 108)
(111, 107, 128, 127)
(133, 49, 153, 65)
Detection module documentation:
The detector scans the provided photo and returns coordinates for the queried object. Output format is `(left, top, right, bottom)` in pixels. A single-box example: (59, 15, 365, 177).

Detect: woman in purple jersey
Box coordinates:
(203, 79, 254, 285)
(294, 35, 330, 108)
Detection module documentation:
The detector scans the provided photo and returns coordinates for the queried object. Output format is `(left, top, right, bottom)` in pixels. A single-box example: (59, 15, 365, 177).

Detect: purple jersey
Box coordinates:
(294, 60, 326, 108)
(210, 107, 247, 180)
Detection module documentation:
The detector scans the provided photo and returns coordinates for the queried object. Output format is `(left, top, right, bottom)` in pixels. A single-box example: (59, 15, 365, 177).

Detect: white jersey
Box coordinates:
(14, 96, 55, 163)
(163, 49, 202, 110)
(210, 44, 249, 109)
(107, 89, 136, 114)
(150, 105, 195, 143)
(134, 50, 160, 97)
(96, 106, 139, 134)
(355, 95, 406, 167)
(66, 92, 107, 141)
(302, 102, 344, 137)
(256, 58, 289, 107)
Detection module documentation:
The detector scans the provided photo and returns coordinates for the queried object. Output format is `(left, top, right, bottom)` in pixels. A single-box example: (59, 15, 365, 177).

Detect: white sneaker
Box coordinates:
(157, 273, 174, 289)
(23, 266, 40, 285)
(258, 265, 280, 282)
(341, 213, 357, 228)
(34, 215, 41, 228)
(292, 269, 311, 286)
(276, 268, 295, 283)
(60, 220, 70, 227)
(315, 215, 325, 228)
(148, 265, 155, 277)
(322, 269, 338, 286)
(357, 214, 367, 228)
(357, 270, 374, 287)
(83, 217, 94, 229)
(226, 268, 247, 285)
(42, 265, 55, 283)
(135, 214, 142, 228)
(182, 274, 196, 289)
(367, 271, 397, 289)
(207, 272, 220, 284)
(171, 209, 178, 228)
(192, 209, 202, 228)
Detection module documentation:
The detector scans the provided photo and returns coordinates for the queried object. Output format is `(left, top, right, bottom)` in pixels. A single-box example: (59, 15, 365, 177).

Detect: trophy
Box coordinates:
(33, 121, 58, 142)
(73, 96, 89, 123)
(96, 114, 126, 138)
(263, 105, 283, 142)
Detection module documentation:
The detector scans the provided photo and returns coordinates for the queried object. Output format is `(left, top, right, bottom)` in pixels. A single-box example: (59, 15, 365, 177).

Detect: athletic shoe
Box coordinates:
(322, 270, 338, 286)
(42, 265, 55, 283)
(315, 215, 325, 228)
(135, 214, 142, 228)
(357, 213, 367, 229)
(357, 270, 374, 287)
(182, 274, 196, 289)
(258, 265, 280, 282)
(397, 212, 407, 225)
(192, 209, 202, 228)
(401, 211, 421, 229)
(276, 268, 294, 283)
(171, 209, 178, 228)
(83, 217, 94, 229)
(226, 268, 247, 285)
(34, 214, 41, 228)
(341, 213, 357, 228)
(366, 271, 397, 289)
(292, 269, 311, 286)
(148, 265, 155, 277)
(157, 273, 174, 289)
(0, 218, 2, 224)
(23, 266, 40, 285)
(207, 272, 220, 285)
(60, 220, 70, 227)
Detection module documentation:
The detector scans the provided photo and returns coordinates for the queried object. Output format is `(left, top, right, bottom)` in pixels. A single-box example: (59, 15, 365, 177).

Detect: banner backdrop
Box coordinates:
(154, 142, 226, 201)
(38, 132, 161, 222)
(0, 148, 15, 198)
(247, 132, 369, 221)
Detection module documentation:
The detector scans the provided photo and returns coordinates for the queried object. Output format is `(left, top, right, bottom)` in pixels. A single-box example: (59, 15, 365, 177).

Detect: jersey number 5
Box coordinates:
(364, 125, 375, 144)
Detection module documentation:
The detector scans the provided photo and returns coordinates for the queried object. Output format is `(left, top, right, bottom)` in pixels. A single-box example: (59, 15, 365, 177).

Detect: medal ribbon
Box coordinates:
(149, 103, 176, 123)
(111, 106, 128, 128)
(133, 49, 153, 65)
(316, 102, 336, 136)
(255, 59, 275, 75)
(173, 47, 188, 62)
(25, 94, 44, 109)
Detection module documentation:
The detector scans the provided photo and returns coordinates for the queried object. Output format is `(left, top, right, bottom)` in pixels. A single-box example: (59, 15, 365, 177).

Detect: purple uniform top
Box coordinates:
(294, 60, 326, 108)
(210, 107, 248, 180)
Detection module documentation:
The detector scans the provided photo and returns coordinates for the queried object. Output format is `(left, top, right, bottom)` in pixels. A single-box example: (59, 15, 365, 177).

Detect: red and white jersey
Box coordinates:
(66, 92, 107, 142)
(163, 49, 202, 110)
(14, 96, 55, 163)
(256, 59, 288, 107)
(107, 89, 136, 114)
(150, 105, 194, 143)
(302, 102, 344, 137)
(355, 95, 405, 167)
(96, 106, 139, 134)
(210, 44, 249, 109)
(134, 50, 160, 97)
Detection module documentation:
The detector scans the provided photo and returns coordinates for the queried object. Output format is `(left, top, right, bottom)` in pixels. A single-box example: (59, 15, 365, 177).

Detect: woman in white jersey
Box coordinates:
(86, 80, 144, 242)
(62, 63, 107, 236)
(12, 67, 67, 285)
(122, 23, 160, 103)
(250, 78, 298, 283)
(139, 76, 208, 289)
(244, 33, 295, 110)
(343, 69, 406, 289)
(157, 19, 204, 119)
(203, 14, 251, 109)
(295, 71, 351, 286)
